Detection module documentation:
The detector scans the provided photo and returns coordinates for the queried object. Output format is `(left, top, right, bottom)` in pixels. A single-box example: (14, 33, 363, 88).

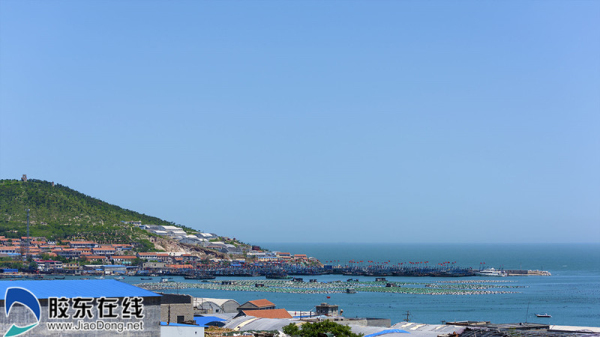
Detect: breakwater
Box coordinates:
(135, 279, 523, 296)
(156, 264, 548, 278)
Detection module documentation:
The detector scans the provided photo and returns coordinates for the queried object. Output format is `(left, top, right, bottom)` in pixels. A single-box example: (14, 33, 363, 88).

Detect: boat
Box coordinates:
(345, 288, 357, 294)
(160, 278, 171, 283)
(475, 268, 507, 277)
(140, 277, 153, 280)
(95, 276, 105, 280)
(114, 276, 124, 280)
(265, 272, 290, 279)
(53, 276, 65, 280)
(184, 274, 216, 280)
(536, 313, 551, 318)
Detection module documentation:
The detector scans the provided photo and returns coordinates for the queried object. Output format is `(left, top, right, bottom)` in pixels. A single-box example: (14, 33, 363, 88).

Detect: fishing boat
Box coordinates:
(475, 268, 507, 277)
(536, 313, 551, 318)
(265, 272, 290, 279)
(184, 274, 216, 280)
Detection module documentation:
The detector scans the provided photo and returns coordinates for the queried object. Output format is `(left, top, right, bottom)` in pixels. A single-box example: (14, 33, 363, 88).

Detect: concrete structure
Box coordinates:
(0, 280, 161, 336)
(160, 323, 204, 337)
(160, 293, 194, 324)
(316, 302, 339, 316)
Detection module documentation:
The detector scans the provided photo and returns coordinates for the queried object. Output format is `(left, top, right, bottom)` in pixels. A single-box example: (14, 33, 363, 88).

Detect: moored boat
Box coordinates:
(184, 274, 216, 280)
(475, 268, 507, 277)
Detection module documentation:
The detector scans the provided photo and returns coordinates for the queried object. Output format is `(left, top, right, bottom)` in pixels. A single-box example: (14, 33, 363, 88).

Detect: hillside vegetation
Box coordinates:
(0, 179, 194, 250)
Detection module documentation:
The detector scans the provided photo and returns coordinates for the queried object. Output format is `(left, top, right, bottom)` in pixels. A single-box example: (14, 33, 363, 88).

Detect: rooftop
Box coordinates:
(248, 299, 275, 308)
(242, 309, 292, 319)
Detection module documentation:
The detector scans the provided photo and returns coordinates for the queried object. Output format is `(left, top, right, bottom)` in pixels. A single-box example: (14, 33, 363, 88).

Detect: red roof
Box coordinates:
(248, 299, 275, 308)
(242, 309, 292, 319)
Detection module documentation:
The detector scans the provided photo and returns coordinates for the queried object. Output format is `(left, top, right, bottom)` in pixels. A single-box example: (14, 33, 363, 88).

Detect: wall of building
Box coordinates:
(160, 325, 204, 337)
(160, 294, 193, 324)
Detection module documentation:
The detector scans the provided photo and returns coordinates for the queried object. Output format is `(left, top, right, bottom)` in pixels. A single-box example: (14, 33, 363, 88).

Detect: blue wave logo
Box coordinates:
(3, 287, 41, 337)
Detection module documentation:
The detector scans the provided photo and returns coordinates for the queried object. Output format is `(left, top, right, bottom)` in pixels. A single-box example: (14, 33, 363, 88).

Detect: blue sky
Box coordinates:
(1, 1, 598, 243)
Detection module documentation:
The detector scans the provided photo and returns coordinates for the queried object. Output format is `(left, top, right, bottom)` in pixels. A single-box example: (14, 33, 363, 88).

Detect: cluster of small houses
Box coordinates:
(0, 223, 318, 273)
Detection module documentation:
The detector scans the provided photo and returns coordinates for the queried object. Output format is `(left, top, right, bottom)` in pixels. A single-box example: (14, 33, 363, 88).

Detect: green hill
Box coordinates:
(0, 179, 194, 250)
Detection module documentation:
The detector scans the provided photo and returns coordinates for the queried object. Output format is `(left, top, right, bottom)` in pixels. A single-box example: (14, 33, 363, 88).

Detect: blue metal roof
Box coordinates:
(365, 329, 410, 337)
(194, 316, 226, 327)
(0, 280, 160, 300)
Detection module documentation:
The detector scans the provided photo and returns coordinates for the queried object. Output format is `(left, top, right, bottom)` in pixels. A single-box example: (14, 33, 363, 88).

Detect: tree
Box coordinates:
(283, 321, 363, 337)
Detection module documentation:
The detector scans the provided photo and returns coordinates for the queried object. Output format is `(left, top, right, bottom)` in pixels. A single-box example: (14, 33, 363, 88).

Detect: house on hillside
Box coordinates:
(68, 241, 98, 249)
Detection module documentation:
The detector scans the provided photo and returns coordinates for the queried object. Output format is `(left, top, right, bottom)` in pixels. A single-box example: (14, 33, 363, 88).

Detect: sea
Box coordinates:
(137, 243, 600, 327)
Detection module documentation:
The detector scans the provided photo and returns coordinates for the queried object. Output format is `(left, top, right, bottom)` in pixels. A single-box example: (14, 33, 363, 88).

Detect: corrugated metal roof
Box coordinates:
(194, 316, 226, 327)
(194, 297, 239, 307)
(235, 317, 298, 331)
(0, 280, 160, 300)
(364, 329, 409, 337)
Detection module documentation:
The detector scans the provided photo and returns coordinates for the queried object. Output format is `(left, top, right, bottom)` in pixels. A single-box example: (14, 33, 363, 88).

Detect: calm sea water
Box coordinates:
(145, 243, 600, 327)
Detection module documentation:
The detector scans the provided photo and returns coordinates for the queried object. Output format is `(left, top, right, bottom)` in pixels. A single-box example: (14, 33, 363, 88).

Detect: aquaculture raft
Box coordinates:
(136, 279, 524, 296)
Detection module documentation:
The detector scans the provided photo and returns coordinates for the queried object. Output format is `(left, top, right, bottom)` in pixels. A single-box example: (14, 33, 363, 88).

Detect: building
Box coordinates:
(0, 279, 161, 336)
(236, 309, 292, 319)
(68, 241, 98, 249)
(36, 260, 63, 272)
(316, 302, 339, 316)
(159, 293, 194, 324)
(237, 299, 276, 313)
(193, 298, 240, 314)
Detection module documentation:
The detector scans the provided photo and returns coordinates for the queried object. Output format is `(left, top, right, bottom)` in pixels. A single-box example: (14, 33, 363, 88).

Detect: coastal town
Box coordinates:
(0, 221, 324, 277)
(0, 180, 592, 337)
(0, 222, 551, 279)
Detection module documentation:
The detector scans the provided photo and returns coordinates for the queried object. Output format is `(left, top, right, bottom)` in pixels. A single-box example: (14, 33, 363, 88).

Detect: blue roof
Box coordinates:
(0, 280, 160, 300)
(365, 329, 410, 337)
(194, 316, 226, 327)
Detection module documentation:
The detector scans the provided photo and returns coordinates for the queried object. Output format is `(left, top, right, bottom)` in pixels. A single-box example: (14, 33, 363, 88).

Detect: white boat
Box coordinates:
(475, 268, 507, 277)
(536, 313, 551, 318)
(114, 276, 124, 280)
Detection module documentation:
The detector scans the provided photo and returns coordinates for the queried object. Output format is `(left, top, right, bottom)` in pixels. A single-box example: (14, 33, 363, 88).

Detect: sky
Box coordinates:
(1, 1, 599, 244)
